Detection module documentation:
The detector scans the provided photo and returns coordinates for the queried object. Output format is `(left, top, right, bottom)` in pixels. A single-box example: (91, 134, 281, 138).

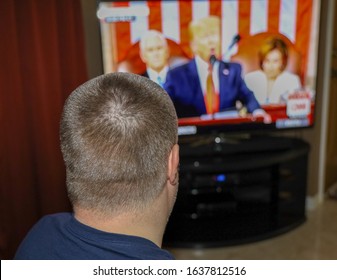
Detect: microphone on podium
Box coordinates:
(228, 34, 241, 51)
(209, 54, 217, 66)
(223, 34, 241, 61)
(210, 54, 230, 75)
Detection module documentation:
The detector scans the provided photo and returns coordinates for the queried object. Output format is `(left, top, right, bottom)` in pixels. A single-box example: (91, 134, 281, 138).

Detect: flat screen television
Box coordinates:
(97, 0, 321, 137)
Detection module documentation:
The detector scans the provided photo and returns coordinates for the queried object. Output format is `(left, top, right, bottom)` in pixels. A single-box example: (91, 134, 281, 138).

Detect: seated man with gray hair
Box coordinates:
(15, 73, 179, 260)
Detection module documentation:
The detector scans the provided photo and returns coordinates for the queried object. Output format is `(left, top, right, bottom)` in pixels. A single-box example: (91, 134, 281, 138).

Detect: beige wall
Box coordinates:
(301, 0, 335, 200)
(325, 1, 337, 189)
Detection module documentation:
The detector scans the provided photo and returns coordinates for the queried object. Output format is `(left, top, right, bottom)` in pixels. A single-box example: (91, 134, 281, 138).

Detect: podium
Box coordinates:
(163, 135, 310, 248)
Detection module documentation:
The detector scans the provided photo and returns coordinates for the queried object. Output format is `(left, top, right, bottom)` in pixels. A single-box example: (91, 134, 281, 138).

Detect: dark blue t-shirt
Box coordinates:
(14, 213, 175, 260)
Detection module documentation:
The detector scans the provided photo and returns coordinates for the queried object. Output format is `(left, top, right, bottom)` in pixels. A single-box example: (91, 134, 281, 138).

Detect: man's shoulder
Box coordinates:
(14, 213, 73, 260)
(29, 212, 72, 229)
(220, 61, 242, 71)
(169, 59, 194, 73)
(14, 213, 175, 260)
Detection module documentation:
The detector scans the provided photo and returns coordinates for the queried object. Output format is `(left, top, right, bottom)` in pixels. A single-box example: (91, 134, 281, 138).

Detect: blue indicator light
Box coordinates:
(216, 174, 226, 182)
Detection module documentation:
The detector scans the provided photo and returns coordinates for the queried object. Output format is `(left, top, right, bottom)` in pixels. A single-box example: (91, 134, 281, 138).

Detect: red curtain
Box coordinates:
(0, 0, 88, 259)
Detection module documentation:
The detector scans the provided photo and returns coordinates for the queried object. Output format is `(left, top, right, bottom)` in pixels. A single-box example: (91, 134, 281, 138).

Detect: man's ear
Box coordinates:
(139, 50, 146, 64)
(165, 47, 170, 59)
(167, 144, 179, 186)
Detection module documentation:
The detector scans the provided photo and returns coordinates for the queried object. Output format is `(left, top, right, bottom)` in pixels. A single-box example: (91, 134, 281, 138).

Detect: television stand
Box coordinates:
(163, 135, 309, 248)
(179, 133, 301, 158)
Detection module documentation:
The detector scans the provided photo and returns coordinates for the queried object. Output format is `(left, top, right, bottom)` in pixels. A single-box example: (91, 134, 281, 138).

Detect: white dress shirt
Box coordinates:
(195, 56, 220, 95)
(146, 66, 169, 87)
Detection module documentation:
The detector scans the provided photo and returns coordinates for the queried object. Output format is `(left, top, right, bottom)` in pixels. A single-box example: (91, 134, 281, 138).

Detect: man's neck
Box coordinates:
(73, 201, 168, 247)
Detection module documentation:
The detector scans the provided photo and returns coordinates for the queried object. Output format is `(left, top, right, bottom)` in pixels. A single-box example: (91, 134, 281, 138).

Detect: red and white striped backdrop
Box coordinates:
(100, 0, 316, 79)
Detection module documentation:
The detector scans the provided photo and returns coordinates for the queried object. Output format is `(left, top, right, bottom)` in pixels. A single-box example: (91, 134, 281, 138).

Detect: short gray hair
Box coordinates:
(60, 73, 178, 214)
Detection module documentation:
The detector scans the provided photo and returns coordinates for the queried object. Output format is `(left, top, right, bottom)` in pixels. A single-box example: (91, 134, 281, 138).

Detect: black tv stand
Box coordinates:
(179, 134, 300, 157)
(163, 135, 309, 248)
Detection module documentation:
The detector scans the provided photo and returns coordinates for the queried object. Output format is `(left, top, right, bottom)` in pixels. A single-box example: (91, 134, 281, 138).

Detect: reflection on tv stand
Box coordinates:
(164, 135, 310, 248)
(179, 133, 296, 157)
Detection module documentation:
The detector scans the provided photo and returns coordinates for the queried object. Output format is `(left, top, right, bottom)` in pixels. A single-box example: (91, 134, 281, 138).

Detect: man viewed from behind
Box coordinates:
(15, 73, 179, 260)
(139, 30, 170, 87)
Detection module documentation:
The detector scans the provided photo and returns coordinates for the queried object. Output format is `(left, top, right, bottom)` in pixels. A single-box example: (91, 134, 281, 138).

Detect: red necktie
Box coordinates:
(205, 64, 219, 114)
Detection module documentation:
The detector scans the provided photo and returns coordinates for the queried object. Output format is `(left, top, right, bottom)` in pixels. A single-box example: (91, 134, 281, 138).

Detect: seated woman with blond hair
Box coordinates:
(244, 37, 301, 105)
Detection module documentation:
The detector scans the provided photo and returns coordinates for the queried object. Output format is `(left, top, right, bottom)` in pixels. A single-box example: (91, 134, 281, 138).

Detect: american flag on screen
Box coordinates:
(99, 0, 316, 78)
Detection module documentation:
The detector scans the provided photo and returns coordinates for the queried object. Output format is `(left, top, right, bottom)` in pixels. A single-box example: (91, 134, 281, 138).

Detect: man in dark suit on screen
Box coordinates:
(139, 30, 170, 88)
(164, 16, 271, 123)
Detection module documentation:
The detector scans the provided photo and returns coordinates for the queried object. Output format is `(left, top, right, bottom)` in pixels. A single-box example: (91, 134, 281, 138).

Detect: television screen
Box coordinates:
(97, 0, 320, 136)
